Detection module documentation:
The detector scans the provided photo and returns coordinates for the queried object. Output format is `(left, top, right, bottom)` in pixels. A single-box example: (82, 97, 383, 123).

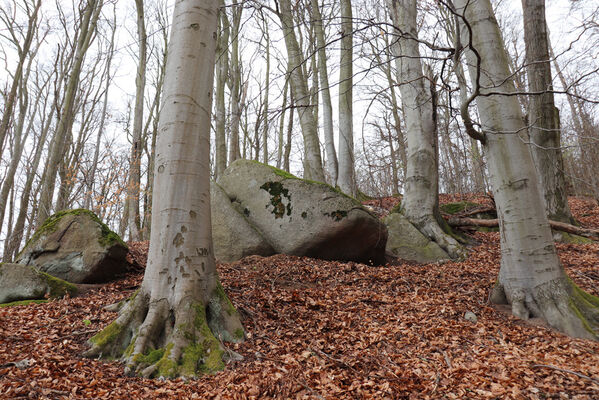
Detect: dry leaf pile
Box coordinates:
(1, 197, 599, 399)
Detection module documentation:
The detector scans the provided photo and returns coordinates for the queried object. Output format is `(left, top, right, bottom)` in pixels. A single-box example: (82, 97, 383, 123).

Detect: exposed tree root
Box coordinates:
(490, 275, 599, 340)
(412, 215, 468, 260)
(84, 283, 244, 378)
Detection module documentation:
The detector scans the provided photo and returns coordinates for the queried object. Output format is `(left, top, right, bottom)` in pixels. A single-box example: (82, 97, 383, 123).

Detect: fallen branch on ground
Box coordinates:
(446, 217, 599, 240)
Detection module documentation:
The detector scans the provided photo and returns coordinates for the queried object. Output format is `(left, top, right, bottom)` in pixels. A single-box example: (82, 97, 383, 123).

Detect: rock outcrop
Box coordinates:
(211, 181, 274, 262)
(16, 209, 128, 283)
(0, 263, 77, 304)
(217, 160, 387, 264)
(383, 212, 450, 263)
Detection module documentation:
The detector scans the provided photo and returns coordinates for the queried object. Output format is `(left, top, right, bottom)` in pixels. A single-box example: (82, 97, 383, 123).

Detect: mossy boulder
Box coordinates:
(217, 160, 387, 264)
(0, 263, 77, 303)
(15, 209, 128, 283)
(383, 213, 451, 264)
(211, 181, 274, 262)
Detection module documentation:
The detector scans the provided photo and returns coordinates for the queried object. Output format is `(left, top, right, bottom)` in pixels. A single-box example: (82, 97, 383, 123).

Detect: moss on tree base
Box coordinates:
(85, 280, 244, 378)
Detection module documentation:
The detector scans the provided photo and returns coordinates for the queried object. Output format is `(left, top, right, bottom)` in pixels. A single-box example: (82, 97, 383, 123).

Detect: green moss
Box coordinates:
(356, 190, 373, 202)
(568, 298, 596, 335)
(389, 202, 403, 215)
(155, 343, 177, 378)
(233, 328, 244, 340)
(38, 270, 78, 298)
(17, 209, 127, 258)
(133, 348, 165, 365)
(213, 282, 237, 316)
(557, 232, 594, 245)
(193, 304, 225, 373)
(440, 201, 479, 215)
(567, 277, 599, 335)
(180, 343, 204, 376)
(248, 160, 359, 203)
(89, 321, 123, 347)
(260, 181, 292, 218)
(0, 299, 48, 307)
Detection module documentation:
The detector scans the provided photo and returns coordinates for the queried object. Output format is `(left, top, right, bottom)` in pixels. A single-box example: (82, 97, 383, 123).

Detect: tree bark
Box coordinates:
(337, 0, 356, 196)
(36, 0, 102, 225)
(85, 0, 243, 377)
(227, 4, 243, 165)
(310, 0, 337, 184)
(387, 0, 465, 258)
(278, 0, 325, 181)
(214, 5, 229, 178)
(521, 0, 574, 223)
(456, 0, 599, 339)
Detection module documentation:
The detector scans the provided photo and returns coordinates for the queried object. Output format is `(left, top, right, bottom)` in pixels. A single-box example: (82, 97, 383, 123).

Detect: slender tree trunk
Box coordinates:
(215, 2, 229, 178)
(388, 0, 465, 258)
(337, 0, 356, 196)
(283, 92, 294, 172)
(0, 0, 41, 159)
(311, 0, 338, 184)
(278, 0, 325, 181)
(85, 0, 243, 377)
(277, 79, 289, 169)
(521, 0, 574, 223)
(227, 4, 243, 165)
(456, 0, 599, 339)
(36, 0, 102, 225)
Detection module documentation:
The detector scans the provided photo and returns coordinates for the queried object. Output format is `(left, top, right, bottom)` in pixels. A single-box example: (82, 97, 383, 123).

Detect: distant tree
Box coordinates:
(85, 0, 244, 376)
(387, 0, 465, 259)
(521, 0, 574, 224)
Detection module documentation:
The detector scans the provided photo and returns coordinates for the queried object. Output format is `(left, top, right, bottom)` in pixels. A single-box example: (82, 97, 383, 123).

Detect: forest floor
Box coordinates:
(1, 195, 599, 399)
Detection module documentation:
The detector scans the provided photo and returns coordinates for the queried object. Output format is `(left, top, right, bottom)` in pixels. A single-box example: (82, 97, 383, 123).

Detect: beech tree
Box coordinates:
(337, 0, 357, 196)
(521, 0, 574, 224)
(85, 0, 244, 376)
(454, 0, 599, 339)
(387, 0, 465, 259)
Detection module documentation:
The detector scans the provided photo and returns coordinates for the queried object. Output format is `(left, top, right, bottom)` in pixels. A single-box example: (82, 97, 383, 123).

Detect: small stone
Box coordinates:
(464, 311, 478, 323)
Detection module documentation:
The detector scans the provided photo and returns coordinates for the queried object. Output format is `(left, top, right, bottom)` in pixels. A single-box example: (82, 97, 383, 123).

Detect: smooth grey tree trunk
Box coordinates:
(388, 0, 465, 258)
(278, 0, 325, 181)
(521, 0, 574, 223)
(456, 0, 599, 339)
(36, 0, 102, 225)
(85, 0, 244, 376)
(337, 0, 356, 196)
(214, 1, 229, 178)
(311, 0, 338, 185)
(227, 4, 243, 165)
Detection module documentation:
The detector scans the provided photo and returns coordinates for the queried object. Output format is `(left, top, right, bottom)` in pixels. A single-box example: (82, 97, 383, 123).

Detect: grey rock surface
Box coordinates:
(383, 213, 450, 263)
(217, 160, 387, 264)
(15, 209, 128, 283)
(211, 181, 274, 262)
(0, 263, 77, 303)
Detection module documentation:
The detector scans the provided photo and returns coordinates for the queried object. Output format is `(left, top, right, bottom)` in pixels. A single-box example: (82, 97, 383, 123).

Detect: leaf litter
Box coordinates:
(1, 196, 599, 399)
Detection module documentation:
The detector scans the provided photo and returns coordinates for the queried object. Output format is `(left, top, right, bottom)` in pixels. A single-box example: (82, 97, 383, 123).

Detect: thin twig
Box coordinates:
(532, 364, 599, 384)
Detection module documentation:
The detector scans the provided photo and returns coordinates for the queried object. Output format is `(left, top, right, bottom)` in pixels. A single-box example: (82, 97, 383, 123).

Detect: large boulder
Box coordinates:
(217, 160, 387, 264)
(211, 181, 274, 262)
(383, 212, 450, 263)
(15, 209, 128, 283)
(0, 263, 77, 304)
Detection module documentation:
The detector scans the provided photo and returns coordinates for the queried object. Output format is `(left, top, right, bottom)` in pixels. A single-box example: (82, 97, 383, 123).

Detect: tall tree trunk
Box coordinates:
(214, 1, 229, 178)
(311, 0, 338, 185)
(125, 0, 148, 241)
(85, 0, 244, 376)
(283, 91, 294, 173)
(387, 0, 465, 258)
(456, 0, 599, 339)
(227, 4, 243, 165)
(337, 0, 356, 196)
(36, 0, 102, 225)
(260, 12, 270, 164)
(521, 0, 574, 223)
(276, 78, 289, 169)
(278, 0, 325, 181)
